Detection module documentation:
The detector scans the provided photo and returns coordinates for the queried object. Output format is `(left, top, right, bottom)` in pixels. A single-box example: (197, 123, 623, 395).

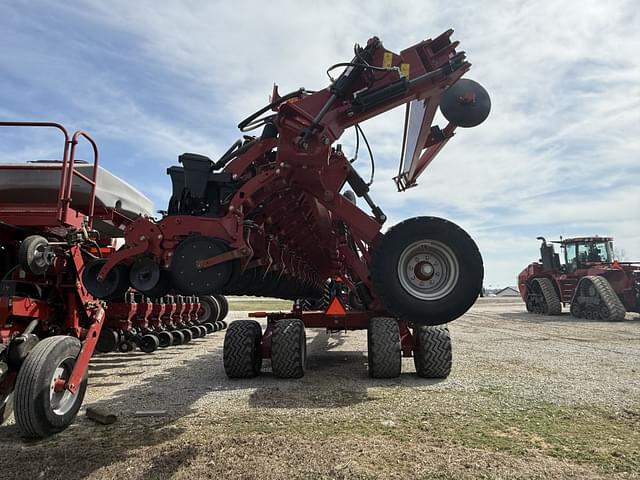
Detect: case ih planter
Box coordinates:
(0, 122, 227, 437)
(80, 31, 491, 379)
(518, 236, 639, 320)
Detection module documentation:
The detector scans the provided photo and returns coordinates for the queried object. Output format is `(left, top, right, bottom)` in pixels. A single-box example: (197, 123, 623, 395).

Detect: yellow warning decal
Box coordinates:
(400, 63, 410, 78)
(382, 51, 393, 69)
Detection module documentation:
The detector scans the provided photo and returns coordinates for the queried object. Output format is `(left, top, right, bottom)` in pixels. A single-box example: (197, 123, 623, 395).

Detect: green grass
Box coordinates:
(227, 298, 293, 312)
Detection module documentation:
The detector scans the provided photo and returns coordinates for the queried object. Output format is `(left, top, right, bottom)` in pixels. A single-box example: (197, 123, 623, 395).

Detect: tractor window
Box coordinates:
(565, 244, 577, 269)
(576, 242, 611, 264)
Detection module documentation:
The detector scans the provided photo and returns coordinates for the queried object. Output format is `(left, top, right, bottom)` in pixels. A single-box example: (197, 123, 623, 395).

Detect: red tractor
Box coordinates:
(518, 236, 640, 321)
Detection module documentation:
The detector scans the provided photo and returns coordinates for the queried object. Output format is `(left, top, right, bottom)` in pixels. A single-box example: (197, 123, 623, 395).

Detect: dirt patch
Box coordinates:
(0, 299, 638, 479)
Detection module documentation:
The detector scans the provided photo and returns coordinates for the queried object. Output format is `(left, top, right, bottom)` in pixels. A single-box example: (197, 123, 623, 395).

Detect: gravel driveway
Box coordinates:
(1, 298, 638, 479)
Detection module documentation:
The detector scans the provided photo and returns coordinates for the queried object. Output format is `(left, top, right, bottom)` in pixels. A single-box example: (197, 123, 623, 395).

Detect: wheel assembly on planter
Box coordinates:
(367, 317, 401, 379)
(271, 319, 306, 379)
(14, 336, 88, 438)
(370, 217, 483, 326)
(413, 325, 452, 378)
(223, 320, 263, 378)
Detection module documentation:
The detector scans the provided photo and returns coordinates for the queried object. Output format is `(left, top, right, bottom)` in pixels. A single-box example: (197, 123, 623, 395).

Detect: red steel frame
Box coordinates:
(0, 122, 109, 395)
(93, 31, 470, 311)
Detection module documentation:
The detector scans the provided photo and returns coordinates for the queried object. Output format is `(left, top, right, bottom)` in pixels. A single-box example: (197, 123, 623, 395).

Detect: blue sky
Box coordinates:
(1, 0, 638, 287)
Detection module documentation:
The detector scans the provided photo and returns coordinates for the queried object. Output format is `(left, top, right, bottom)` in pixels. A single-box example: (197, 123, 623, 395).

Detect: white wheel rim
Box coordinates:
(397, 240, 459, 300)
(50, 357, 78, 416)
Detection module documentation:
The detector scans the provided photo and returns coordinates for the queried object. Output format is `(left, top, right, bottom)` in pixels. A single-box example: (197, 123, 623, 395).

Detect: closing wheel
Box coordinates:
(181, 329, 193, 343)
(118, 340, 135, 353)
(370, 217, 483, 326)
(413, 325, 452, 378)
(19, 235, 53, 275)
(171, 330, 185, 346)
(187, 326, 201, 339)
(14, 336, 88, 438)
(223, 320, 262, 378)
(138, 334, 160, 354)
(157, 331, 173, 348)
(271, 319, 306, 379)
(367, 317, 402, 378)
(198, 325, 208, 337)
(198, 296, 220, 324)
(95, 327, 119, 353)
(214, 295, 229, 321)
(204, 322, 216, 334)
(0, 391, 12, 425)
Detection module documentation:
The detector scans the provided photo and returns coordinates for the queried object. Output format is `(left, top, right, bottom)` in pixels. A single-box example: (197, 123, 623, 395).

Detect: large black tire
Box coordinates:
(413, 325, 452, 378)
(367, 317, 402, 378)
(532, 278, 562, 315)
(198, 296, 220, 324)
(370, 217, 483, 326)
(214, 295, 229, 321)
(14, 336, 88, 438)
(223, 320, 263, 378)
(271, 319, 306, 379)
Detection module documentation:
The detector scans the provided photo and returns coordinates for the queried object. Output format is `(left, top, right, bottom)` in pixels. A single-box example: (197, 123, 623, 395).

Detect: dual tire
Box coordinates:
(367, 318, 452, 379)
(223, 319, 306, 379)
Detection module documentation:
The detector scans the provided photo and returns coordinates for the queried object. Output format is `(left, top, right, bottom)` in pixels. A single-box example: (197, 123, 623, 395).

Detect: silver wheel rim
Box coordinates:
(397, 240, 459, 300)
(50, 357, 78, 416)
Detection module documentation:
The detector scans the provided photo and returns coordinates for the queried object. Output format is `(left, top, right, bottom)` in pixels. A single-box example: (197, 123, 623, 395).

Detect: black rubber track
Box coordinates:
(14, 336, 87, 438)
(271, 319, 306, 379)
(533, 277, 562, 315)
(367, 317, 402, 378)
(223, 320, 263, 378)
(413, 325, 452, 378)
(573, 276, 627, 321)
(370, 216, 483, 326)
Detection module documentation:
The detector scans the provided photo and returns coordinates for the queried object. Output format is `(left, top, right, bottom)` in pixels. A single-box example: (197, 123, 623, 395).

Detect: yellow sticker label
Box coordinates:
(383, 52, 393, 69)
(400, 63, 410, 78)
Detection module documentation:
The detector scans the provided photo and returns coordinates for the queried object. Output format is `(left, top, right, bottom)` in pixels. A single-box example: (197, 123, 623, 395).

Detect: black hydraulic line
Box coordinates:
(237, 88, 306, 132)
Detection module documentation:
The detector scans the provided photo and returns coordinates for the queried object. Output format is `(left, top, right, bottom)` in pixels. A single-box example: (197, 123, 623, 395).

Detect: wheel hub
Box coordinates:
(398, 240, 459, 300)
(50, 358, 77, 416)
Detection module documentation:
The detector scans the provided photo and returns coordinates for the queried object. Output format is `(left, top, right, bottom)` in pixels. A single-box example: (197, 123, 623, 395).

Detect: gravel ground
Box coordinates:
(0, 298, 638, 479)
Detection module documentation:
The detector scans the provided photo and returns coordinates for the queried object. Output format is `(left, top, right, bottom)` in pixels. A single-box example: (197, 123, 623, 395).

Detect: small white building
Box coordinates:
(495, 286, 520, 297)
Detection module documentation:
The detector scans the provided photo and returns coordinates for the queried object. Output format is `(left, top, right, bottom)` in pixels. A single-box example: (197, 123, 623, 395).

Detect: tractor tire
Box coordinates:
(413, 325, 452, 378)
(95, 327, 119, 353)
(271, 319, 306, 379)
(370, 217, 483, 326)
(198, 296, 220, 324)
(214, 295, 229, 321)
(223, 320, 263, 378)
(532, 278, 562, 315)
(367, 317, 402, 378)
(14, 336, 87, 438)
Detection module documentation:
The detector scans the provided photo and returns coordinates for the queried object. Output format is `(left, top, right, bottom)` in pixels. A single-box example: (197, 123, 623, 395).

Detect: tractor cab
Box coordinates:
(560, 236, 614, 273)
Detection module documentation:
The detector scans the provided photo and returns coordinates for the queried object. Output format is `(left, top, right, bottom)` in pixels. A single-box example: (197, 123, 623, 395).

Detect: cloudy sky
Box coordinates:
(1, 0, 638, 287)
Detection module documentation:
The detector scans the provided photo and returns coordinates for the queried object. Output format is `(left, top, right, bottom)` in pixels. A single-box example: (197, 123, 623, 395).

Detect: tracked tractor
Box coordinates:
(518, 236, 640, 321)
